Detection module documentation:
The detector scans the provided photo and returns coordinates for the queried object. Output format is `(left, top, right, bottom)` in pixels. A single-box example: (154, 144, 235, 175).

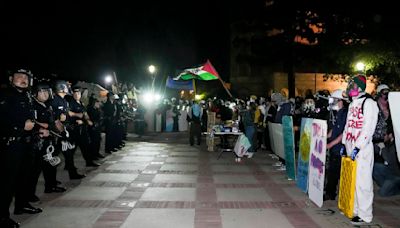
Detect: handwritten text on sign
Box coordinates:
(308, 120, 327, 208)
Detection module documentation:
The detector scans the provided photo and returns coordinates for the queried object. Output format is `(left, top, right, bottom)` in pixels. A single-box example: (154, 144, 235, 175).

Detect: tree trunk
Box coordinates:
(285, 44, 295, 98)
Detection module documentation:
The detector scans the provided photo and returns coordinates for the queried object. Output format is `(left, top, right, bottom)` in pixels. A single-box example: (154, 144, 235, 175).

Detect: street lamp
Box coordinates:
(148, 65, 156, 74)
(355, 62, 366, 72)
(148, 65, 157, 92)
(105, 75, 113, 84)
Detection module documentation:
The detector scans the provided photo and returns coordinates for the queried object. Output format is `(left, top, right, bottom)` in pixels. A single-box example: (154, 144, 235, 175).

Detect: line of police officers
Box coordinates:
(0, 68, 126, 228)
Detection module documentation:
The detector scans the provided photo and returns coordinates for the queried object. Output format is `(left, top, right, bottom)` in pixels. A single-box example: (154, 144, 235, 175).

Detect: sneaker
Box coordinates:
(261, 145, 267, 150)
(273, 162, 282, 167)
(351, 216, 367, 225)
(276, 165, 286, 171)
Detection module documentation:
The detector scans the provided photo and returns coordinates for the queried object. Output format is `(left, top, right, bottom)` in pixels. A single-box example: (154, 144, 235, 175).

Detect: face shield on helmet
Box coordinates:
(328, 89, 347, 111)
(34, 83, 52, 102)
(54, 81, 70, 95)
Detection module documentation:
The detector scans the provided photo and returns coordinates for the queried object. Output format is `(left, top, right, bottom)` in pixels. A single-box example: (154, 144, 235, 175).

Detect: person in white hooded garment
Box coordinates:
(341, 74, 379, 225)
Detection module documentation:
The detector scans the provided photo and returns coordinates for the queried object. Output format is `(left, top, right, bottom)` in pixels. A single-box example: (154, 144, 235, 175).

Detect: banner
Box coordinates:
(307, 119, 327, 207)
(166, 76, 194, 90)
(269, 122, 285, 160)
(282, 116, 296, 180)
(234, 135, 251, 157)
(268, 122, 276, 154)
(296, 118, 313, 193)
(388, 92, 400, 163)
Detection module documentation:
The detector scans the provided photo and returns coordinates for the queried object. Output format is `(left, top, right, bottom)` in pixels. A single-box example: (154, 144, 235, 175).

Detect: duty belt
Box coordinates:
(1, 136, 23, 146)
(2, 136, 23, 142)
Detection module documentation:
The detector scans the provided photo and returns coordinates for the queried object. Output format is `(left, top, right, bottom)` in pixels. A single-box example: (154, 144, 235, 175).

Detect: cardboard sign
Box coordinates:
(308, 119, 327, 207)
(296, 118, 313, 193)
(282, 116, 296, 180)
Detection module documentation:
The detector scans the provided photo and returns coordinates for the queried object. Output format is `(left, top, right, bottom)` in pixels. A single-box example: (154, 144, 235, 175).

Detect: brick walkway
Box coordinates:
(14, 132, 400, 228)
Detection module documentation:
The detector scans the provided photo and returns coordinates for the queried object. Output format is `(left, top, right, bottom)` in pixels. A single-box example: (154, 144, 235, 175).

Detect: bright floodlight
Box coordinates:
(356, 62, 365, 71)
(105, 75, 113, 84)
(143, 92, 154, 103)
(154, 94, 161, 101)
(148, 65, 156, 74)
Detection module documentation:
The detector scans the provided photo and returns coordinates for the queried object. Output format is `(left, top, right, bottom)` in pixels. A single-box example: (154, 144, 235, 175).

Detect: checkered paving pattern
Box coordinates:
(15, 132, 400, 228)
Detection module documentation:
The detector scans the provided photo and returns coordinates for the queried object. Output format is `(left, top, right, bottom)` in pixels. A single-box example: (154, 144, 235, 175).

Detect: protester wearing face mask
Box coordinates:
(341, 75, 379, 225)
(324, 89, 348, 201)
(373, 84, 392, 145)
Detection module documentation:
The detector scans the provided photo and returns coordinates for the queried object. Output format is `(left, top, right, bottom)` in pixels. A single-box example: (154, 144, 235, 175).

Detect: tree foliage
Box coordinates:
(232, 0, 400, 91)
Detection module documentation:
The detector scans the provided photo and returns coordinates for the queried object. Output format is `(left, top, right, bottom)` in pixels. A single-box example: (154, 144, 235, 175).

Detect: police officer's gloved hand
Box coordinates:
(351, 147, 360, 160)
(61, 130, 70, 139)
(340, 145, 346, 157)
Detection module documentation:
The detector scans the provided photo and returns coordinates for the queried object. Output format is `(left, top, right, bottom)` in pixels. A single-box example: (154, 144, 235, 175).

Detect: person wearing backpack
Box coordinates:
(341, 74, 379, 225)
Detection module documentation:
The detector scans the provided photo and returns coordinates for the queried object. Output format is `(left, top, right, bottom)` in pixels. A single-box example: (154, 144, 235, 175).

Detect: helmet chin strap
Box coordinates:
(12, 84, 29, 92)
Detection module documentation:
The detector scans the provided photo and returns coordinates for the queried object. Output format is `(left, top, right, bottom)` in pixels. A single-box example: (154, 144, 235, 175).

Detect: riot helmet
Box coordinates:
(54, 80, 70, 95)
(9, 68, 33, 90)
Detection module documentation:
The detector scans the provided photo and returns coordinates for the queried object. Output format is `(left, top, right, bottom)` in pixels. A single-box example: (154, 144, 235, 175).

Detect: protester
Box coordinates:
(341, 74, 379, 225)
(324, 89, 348, 201)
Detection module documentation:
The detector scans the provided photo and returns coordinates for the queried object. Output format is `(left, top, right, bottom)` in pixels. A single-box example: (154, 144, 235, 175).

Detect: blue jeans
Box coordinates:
(245, 126, 256, 152)
(373, 163, 400, 197)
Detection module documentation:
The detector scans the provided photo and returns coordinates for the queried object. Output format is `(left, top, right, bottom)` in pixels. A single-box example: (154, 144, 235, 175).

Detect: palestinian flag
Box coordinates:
(174, 60, 220, 81)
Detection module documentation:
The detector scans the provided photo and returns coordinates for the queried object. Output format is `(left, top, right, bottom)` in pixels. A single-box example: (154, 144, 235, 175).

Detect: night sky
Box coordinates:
(2, 1, 398, 89)
(1, 1, 264, 87)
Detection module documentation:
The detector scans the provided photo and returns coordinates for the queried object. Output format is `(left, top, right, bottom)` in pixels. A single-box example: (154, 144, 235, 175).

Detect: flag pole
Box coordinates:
(218, 78, 233, 98)
(204, 59, 233, 98)
(192, 79, 196, 96)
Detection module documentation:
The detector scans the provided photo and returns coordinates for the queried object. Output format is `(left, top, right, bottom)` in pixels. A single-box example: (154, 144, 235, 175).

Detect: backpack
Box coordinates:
(360, 94, 374, 115)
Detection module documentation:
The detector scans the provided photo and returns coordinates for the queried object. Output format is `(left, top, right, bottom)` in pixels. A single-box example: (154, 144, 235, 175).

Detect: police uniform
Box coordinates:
(50, 93, 84, 179)
(87, 100, 103, 159)
(0, 78, 42, 227)
(29, 92, 65, 196)
(68, 89, 98, 166)
(115, 98, 125, 148)
(103, 94, 118, 153)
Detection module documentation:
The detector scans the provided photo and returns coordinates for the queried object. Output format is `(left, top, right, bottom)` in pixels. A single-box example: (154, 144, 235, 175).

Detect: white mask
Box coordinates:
(331, 104, 340, 111)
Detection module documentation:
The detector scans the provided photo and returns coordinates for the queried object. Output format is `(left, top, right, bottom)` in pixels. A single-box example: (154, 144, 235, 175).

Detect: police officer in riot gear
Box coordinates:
(50, 80, 86, 179)
(29, 83, 66, 199)
(87, 96, 105, 159)
(68, 85, 99, 167)
(0, 68, 42, 228)
(103, 92, 118, 154)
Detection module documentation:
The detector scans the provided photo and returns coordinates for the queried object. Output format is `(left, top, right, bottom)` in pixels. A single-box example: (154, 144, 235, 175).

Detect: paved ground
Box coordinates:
(12, 132, 400, 228)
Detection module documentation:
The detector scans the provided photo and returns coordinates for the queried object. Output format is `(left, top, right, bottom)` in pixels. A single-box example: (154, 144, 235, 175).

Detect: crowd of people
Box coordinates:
(182, 74, 398, 225)
(0, 68, 398, 227)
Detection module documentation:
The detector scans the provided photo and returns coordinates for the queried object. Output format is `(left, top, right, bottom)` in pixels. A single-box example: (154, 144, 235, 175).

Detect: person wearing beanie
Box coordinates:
(341, 74, 379, 225)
